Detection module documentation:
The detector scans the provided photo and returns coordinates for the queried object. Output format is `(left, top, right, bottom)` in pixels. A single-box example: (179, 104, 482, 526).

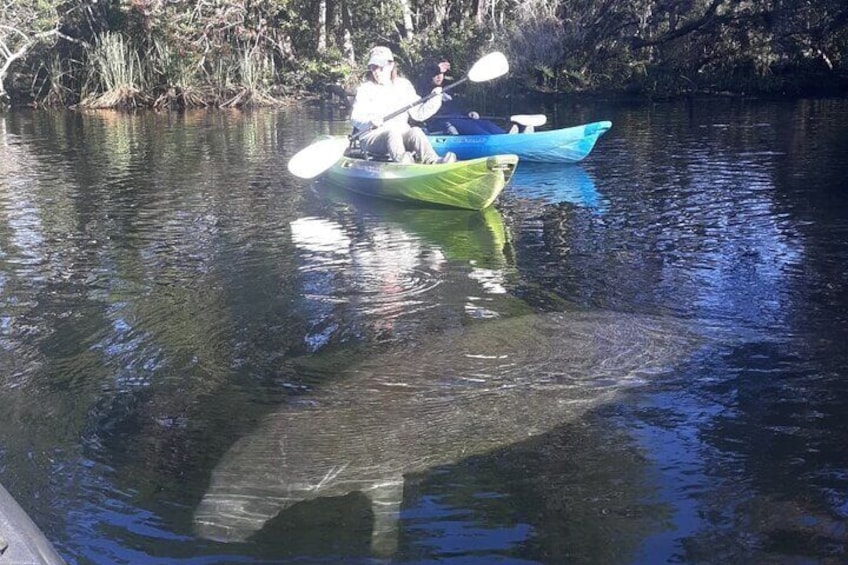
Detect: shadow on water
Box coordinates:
(614, 336, 848, 564)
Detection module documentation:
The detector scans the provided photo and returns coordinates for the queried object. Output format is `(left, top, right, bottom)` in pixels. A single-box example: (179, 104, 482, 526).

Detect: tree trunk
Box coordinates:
(474, 0, 486, 25)
(398, 0, 415, 40)
(429, 0, 448, 31)
(317, 0, 327, 52)
(342, 29, 355, 65)
(341, 1, 355, 65)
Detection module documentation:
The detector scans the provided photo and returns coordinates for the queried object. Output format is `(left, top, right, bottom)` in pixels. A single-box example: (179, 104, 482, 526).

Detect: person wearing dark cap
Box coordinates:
(415, 58, 506, 135)
(350, 46, 456, 164)
(414, 59, 452, 96)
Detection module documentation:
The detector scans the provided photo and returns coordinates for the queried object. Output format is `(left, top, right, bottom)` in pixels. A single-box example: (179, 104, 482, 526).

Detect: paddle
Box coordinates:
(287, 51, 509, 179)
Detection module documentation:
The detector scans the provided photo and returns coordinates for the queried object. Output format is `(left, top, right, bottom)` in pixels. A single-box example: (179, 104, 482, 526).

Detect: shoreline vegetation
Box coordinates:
(1, 1, 846, 111)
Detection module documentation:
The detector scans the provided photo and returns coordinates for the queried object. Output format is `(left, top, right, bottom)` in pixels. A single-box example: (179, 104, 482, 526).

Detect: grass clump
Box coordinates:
(79, 32, 151, 109)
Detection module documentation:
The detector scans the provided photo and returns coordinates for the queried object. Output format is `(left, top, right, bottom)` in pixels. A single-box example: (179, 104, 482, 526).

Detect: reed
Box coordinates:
(34, 54, 75, 108)
(150, 36, 212, 110)
(79, 32, 151, 109)
(203, 57, 230, 106)
(220, 47, 284, 108)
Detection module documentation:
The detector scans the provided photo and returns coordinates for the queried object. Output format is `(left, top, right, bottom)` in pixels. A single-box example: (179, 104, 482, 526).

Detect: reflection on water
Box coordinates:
(291, 187, 522, 350)
(0, 99, 847, 563)
(319, 183, 512, 270)
(507, 163, 607, 212)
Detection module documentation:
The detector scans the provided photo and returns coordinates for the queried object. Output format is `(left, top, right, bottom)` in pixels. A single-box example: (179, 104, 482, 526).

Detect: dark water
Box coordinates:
(0, 98, 846, 564)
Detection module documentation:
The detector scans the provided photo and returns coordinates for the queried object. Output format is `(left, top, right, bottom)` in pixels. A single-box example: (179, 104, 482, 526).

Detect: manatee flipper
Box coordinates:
(363, 479, 405, 556)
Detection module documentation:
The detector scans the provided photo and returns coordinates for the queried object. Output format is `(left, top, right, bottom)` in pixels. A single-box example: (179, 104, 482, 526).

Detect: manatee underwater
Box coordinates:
(194, 308, 701, 554)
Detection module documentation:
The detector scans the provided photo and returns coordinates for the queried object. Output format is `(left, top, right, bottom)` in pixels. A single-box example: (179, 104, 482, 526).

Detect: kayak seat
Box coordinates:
(365, 152, 401, 162)
(345, 136, 424, 163)
(345, 146, 411, 163)
(344, 147, 398, 162)
(344, 137, 397, 162)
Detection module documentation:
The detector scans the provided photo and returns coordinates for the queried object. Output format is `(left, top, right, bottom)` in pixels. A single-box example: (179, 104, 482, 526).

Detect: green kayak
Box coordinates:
(324, 154, 519, 210)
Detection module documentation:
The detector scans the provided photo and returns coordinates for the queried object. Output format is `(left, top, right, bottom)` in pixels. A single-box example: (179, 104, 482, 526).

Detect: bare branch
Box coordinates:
(630, 0, 727, 49)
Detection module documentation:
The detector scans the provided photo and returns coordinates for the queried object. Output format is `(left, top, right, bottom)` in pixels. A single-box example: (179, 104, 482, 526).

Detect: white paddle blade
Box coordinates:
(467, 51, 509, 83)
(287, 136, 349, 179)
(510, 114, 547, 127)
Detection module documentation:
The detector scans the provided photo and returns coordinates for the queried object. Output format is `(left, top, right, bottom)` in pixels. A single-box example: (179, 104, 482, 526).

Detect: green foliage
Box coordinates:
(296, 47, 357, 91)
(404, 21, 490, 67)
(3, 0, 848, 107)
(149, 36, 198, 90)
(495, 0, 848, 96)
(347, 0, 406, 52)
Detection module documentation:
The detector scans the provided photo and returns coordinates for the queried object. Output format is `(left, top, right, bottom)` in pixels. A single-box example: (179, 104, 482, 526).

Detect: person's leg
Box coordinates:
(404, 127, 440, 163)
(452, 118, 487, 135)
(452, 118, 504, 135)
(424, 118, 452, 134)
(361, 128, 410, 162)
(479, 120, 506, 134)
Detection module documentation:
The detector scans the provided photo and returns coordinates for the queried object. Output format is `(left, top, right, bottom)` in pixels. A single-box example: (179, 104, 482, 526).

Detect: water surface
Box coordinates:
(0, 99, 846, 564)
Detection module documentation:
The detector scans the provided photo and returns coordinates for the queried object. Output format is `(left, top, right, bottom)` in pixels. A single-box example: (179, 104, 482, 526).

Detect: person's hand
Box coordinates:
(442, 93, 452, 101)
(370, 116, 383, 128)
(431, 87, 442, 96)
(438, 61, 451, 74)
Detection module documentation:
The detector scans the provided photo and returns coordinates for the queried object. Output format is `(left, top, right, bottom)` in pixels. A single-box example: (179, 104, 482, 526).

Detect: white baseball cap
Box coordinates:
(367, 46, 394, 67)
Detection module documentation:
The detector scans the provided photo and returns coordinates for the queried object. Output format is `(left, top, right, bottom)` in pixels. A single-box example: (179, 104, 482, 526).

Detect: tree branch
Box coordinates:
(0, 26, 88, 101)
(630, 0, 727, 49)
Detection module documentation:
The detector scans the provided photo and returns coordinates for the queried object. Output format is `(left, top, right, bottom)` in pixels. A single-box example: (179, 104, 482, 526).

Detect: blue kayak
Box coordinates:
(428, 120, 612, 163)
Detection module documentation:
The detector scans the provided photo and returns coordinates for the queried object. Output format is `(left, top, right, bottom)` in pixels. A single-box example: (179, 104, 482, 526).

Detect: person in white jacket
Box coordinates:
(350, 46, 456, 164)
